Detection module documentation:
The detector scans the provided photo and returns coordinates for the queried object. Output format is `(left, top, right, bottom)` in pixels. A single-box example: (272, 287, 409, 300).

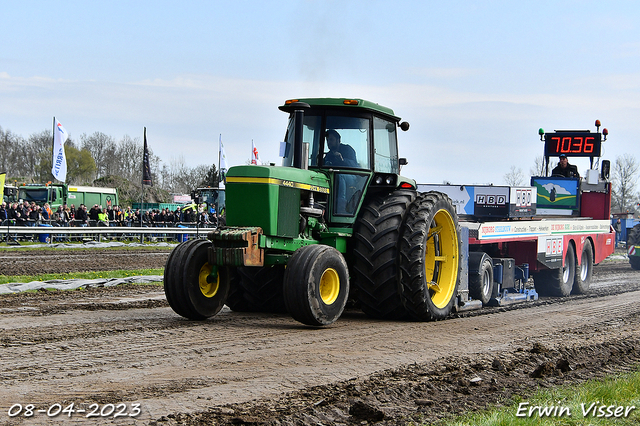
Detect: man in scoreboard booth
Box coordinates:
(551, 153, 580, 178)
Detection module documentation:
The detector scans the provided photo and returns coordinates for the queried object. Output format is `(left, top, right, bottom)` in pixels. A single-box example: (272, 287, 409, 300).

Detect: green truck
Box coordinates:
(17, 183, 118, 210)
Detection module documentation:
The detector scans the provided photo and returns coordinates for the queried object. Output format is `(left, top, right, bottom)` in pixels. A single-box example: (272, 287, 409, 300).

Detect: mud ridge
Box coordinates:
(166, 336, 640, 426)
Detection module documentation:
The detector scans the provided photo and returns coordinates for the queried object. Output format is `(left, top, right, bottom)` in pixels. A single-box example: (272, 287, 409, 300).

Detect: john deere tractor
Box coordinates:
(164, 98, 461, 326)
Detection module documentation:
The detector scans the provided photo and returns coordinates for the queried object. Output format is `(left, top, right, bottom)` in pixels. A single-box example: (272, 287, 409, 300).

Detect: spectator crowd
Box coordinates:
(0, 201, 220, 228)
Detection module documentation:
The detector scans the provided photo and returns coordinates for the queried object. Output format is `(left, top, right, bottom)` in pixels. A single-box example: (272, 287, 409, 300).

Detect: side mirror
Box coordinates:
(399, 122, 410, 132)
(601, 160, 610, 180)
(399, 158, 408, 166)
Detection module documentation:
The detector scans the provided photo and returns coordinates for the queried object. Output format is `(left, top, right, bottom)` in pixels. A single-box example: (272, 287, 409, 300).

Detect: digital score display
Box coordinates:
(544, 132, 602, 157)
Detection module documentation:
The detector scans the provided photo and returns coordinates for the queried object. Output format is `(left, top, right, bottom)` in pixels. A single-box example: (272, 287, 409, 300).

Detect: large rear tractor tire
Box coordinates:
(236, 266, 287, 313)
(572, 239, 593, 294)
(399, 192, 461, 321)
(164, 239, 231, 320)
(628, 224, 640, 270)
(468, 252, 494, 305)
(534, 243, 575, 297)
(283, 245, 349, 326)
(351, 189, 416, 320)
(224, 269, 254, 312)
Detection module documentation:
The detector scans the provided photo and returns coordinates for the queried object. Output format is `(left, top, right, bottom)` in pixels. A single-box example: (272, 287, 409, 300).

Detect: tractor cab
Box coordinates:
(278, 98, 412, 223)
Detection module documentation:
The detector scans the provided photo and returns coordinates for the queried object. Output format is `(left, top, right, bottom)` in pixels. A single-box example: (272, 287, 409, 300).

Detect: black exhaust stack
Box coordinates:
(289, 102, 309, 169)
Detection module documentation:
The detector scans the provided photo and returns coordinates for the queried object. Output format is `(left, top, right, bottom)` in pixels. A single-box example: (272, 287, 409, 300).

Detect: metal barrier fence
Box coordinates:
(0, 220, 213, 244)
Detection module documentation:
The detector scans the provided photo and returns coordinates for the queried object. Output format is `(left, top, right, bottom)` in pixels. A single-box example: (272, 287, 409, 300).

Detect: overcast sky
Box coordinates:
(1, 0, 638, 185)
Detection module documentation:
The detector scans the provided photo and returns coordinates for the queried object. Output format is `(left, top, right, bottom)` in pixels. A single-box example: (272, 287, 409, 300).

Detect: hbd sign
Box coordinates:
(476, 194, 507, 205)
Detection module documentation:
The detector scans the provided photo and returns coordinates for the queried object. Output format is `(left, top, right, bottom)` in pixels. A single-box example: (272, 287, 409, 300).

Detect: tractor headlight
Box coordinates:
(372, 174, 396, 187)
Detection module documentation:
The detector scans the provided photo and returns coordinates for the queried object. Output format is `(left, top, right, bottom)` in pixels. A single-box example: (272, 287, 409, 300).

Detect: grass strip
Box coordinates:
(439, 369, 640, 426)
(0, 269, 164, 285)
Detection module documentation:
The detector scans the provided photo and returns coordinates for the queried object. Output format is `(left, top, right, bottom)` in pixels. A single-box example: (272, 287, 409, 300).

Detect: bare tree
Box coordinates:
(611, 154, 639, 213)
(0, 124, 214, 202)
(503, 165, 525, 186)
(111, 135, 146, 183)
(0, 127, 25, 178)
(80, 132, 117, 179)
(530, 155, 547, 177)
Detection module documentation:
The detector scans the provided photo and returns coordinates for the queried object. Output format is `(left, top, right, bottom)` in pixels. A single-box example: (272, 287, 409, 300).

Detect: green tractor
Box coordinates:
(164, 98, 461, 326)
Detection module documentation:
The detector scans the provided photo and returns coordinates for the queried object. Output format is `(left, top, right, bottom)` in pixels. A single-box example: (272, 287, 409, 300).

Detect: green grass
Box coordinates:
(439, 370, 640, 426)
(0, 268, 164, 285)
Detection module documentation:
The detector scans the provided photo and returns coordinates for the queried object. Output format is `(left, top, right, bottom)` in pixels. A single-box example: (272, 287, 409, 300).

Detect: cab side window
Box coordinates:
(373, 116, 398, 173)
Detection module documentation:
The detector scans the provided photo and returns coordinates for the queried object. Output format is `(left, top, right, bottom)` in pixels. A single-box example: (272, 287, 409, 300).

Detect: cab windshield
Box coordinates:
(18, 188, 52, 203)
(281, 114, 371, 170)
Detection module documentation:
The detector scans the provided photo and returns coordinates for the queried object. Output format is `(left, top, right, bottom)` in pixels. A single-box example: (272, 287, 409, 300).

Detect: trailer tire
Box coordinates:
(468, 252, 494, 305)
(164, 239, 231, 320)
(283, 245, 349, 326)
(237, 266, 287, 313)
(351, 189, 416, 319)
(531, 271, 550, 296)
(535, 243, 575, 297)
(628, 224, 640, 270)
(399, 192, 461, 321)
(572, 239, 593, 294)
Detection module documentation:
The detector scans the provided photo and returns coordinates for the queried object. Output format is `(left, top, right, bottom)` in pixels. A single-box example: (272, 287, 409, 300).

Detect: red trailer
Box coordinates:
(419, 121, 615, 310)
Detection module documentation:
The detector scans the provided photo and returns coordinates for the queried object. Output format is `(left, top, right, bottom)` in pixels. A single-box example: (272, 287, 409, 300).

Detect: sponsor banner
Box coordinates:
(477, 219, 611, 240)
(173, 195, 192, 203)
(538, 236, 563, 257)
(532, 177, 579, 211)
(510, 187, 537, 216)
(417, 184, 537, 218)
(474, 186, 510, 217)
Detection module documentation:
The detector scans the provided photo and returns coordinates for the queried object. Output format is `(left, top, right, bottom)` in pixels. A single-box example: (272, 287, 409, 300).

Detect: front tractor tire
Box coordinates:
(164, 239, 231, 320)
(283, 245, 350, 326)
(399, 192, 461, 321)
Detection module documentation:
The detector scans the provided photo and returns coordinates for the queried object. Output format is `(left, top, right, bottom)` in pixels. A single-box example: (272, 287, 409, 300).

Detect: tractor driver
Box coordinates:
(323, 129, 358, 167)
(551, 153, 580, 178)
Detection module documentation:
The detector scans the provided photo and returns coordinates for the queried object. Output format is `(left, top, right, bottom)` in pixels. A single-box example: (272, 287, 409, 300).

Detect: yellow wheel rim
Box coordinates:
(319, 268, 340, 305)
(199, 263, 219, 298)
(425, 209, 459, 309)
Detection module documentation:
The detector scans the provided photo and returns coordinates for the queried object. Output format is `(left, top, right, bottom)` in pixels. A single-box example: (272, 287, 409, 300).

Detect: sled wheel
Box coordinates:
(351, 189, 416, 319)
(399, 191, 461, 321)
(468, 252, 494, 305)
(628, 224, 640, 270)
(164, 239, 230, 320)
(572, 239, 593, 294)
(535, 242, 575, 297)
(237, 266, 287, 313)
(283, 245, 349, 326)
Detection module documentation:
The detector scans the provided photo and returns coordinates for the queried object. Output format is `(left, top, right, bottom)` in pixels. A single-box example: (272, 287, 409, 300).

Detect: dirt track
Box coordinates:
(0, 248, 639, 425)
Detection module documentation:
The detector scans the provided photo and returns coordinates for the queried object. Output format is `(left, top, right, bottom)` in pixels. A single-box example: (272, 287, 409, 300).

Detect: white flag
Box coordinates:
(219, 134, 228, 178)
(52, 118, 68, 182)
(251, 140, 261, 165)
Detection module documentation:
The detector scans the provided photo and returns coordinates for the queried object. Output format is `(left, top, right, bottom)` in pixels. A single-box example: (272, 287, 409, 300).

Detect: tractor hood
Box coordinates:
(224, 165, 330, 238)
(225, 165, 330, 193)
